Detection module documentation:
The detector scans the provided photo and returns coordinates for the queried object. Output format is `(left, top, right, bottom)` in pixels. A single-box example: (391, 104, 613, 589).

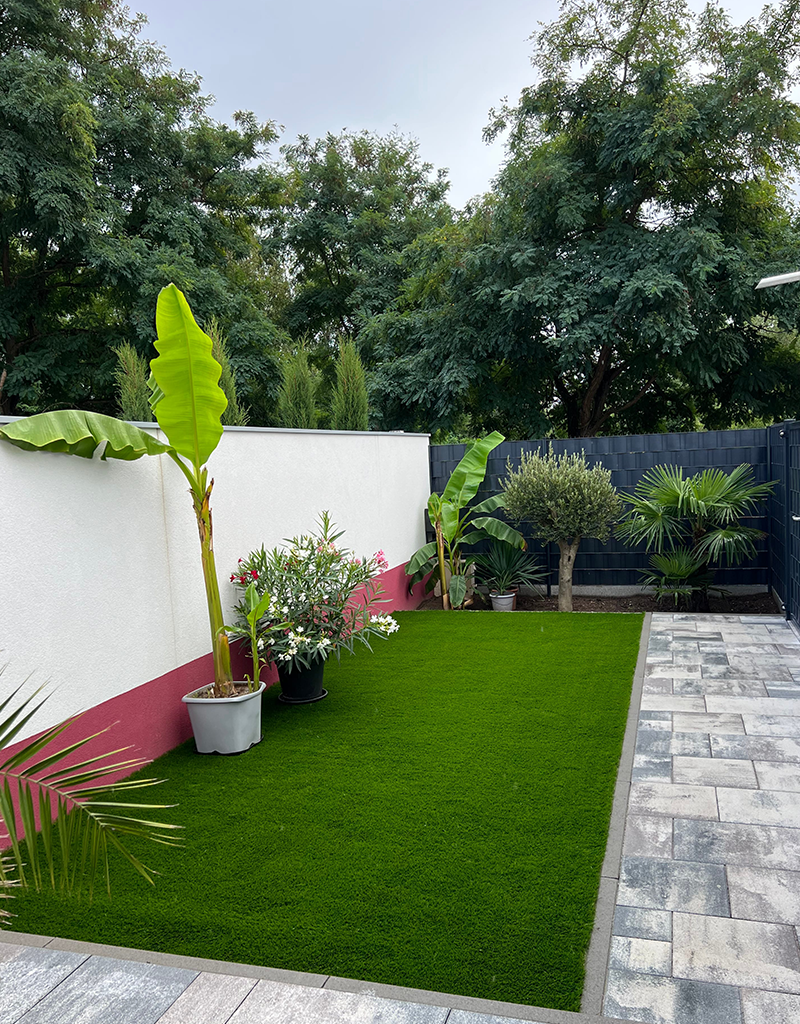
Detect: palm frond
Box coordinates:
(0, 681, 181, 916)
(694, 526, 764, 566)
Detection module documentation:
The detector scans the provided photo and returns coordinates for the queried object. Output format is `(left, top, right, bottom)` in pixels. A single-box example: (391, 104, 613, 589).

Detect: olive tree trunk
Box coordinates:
(557, 537, 582, 612)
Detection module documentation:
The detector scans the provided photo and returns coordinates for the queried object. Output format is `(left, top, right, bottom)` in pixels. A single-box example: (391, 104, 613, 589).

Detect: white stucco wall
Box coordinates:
(0, 424, 430, 736)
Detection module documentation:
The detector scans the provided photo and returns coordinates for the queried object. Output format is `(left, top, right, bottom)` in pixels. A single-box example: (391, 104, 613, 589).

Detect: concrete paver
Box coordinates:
(603, 612, 800, 1024)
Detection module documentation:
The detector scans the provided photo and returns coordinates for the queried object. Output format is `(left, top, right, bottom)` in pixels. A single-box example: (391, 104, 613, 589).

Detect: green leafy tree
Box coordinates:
(0, 0, 284, 418)
(275, 131, 452, 343)
(277, 350, 318, 429)
(330, 340, 369, 431)
(501, 449, 622, 611)
(617, 464, 773, 609)
(367, 0, 800, 436)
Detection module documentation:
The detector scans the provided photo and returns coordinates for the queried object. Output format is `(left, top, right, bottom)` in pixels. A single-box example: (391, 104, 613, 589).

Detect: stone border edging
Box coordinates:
(581, 613, 652, 1015)
(0, 929, 634, 1023)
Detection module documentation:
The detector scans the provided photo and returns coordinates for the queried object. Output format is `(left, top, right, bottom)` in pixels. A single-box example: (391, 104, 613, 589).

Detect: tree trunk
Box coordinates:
(557, 538, 581, 612)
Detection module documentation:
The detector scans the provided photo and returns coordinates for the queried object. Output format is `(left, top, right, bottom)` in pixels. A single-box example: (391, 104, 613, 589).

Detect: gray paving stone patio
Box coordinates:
(604, 612, 800, 1024)
(0, 932, 633, 1024)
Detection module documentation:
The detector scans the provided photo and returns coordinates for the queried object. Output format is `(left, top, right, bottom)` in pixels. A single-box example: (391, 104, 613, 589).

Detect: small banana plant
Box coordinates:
(0, 667, 181, 925)
(406, 432, 526, 609)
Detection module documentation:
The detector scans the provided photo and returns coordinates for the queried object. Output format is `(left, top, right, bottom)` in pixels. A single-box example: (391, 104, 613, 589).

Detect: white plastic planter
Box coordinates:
(182, 682, 266, 754)
(490, 592, 515, 612)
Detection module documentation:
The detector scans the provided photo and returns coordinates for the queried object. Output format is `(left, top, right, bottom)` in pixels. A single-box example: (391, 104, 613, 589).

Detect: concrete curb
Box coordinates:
(581, 613, 651, 1015)
(0, 929, 636, 1023)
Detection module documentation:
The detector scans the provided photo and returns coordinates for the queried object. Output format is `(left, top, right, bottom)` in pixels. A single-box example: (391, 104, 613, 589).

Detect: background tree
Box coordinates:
(274, 131, 453, 345)
(0, 0, 285, 419)
(277, 350, 319, 429)
(330, 340, 369, 431)
(365, 0, 800, 437)
(501, 449, 622, 610)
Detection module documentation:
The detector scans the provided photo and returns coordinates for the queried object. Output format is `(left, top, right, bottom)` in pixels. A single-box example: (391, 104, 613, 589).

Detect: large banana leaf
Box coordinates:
(442, 431, 505, 507)
(151, 284, 228, 469)
(406, 541, 437, 577)
(470, 516, 527, 548)
(0, 411, 171, 461)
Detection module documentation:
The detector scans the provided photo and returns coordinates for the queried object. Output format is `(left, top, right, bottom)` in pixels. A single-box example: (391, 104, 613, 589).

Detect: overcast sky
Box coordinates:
(134, 0, 770, 211)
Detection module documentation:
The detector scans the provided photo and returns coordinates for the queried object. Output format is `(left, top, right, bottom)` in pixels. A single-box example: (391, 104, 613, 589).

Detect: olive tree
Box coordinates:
(501, 449, 622, 611)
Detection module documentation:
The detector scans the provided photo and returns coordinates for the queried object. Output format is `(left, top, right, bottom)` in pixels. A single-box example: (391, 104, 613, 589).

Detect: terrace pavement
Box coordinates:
(604, 611, 800, 1024)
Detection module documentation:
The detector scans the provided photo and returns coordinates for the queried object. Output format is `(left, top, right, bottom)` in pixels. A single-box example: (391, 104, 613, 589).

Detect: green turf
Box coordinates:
(13, 610, 643, 1011)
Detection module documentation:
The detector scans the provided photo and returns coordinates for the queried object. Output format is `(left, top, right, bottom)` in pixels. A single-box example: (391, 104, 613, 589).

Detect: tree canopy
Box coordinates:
(0, 0, 284, 417)
(364, 0, 800, 436)
(6, 0, 800, 437)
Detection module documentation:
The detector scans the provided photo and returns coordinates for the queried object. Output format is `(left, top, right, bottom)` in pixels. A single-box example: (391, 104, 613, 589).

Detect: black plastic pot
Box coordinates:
(277, 656, 328, 704)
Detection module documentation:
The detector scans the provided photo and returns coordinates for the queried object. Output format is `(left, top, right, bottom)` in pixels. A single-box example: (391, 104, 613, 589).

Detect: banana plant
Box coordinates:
(0, 284, 235, 697)
(405, 432, 526, 609)
(1, 668, 180, 925)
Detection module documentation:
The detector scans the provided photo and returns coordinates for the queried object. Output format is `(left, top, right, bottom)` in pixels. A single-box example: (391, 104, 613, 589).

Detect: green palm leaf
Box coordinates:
(0, 411, 171, 461)
(0, 684, 181, 916)
(151, 284, 228, 469)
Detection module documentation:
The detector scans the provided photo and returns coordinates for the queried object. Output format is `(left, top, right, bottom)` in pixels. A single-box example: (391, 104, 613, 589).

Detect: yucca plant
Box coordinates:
(0, 671, 179, 925)
(472, 541, 546, 596)
(617, 464, 774, 611)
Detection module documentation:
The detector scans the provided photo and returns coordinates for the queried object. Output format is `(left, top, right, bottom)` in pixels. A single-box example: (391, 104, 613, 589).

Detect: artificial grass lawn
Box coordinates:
(14, 611, 643, 1011)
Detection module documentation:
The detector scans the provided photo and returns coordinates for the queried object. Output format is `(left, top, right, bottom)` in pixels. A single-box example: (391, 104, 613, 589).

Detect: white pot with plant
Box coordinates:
(231, 513, 399, 703)
(472, 540, 547, 610)
(0, 285, 267, 753)
(183, 582, 288, 754)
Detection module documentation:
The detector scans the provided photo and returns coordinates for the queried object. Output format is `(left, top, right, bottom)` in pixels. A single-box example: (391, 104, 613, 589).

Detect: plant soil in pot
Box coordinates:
(182, 682, 265, 754)
(277, 657, 327, 704)
(490, 591, 516, 612)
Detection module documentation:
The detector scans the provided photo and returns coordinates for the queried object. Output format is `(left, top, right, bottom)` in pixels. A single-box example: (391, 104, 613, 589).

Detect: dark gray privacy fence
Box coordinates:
(429, 428, 780, 595)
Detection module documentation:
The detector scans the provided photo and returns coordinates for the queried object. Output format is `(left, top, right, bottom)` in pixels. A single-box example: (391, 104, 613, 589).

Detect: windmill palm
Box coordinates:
(617, 464, 774, 611)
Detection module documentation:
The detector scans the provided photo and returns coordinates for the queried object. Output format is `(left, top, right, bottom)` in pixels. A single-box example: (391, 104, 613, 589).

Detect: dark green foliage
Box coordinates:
(113, 344, 153, 423)
(13, 611, 643, 1012)
(365, 0, 800, 436)
(0, 0, 285, 418)
(618, 463, 774, 608)
(330, 340, 368, 431)
(276, 131, 452, 343)
(277, 350, 318, 429)
(641, 549, 725, 608)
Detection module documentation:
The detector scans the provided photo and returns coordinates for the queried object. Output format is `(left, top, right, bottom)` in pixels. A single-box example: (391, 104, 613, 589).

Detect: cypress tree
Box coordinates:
(277, 350, 318, 429)
(330, 340, 369, 431)
(113, 343, 153, 422)
(206, 318, 249, 427)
